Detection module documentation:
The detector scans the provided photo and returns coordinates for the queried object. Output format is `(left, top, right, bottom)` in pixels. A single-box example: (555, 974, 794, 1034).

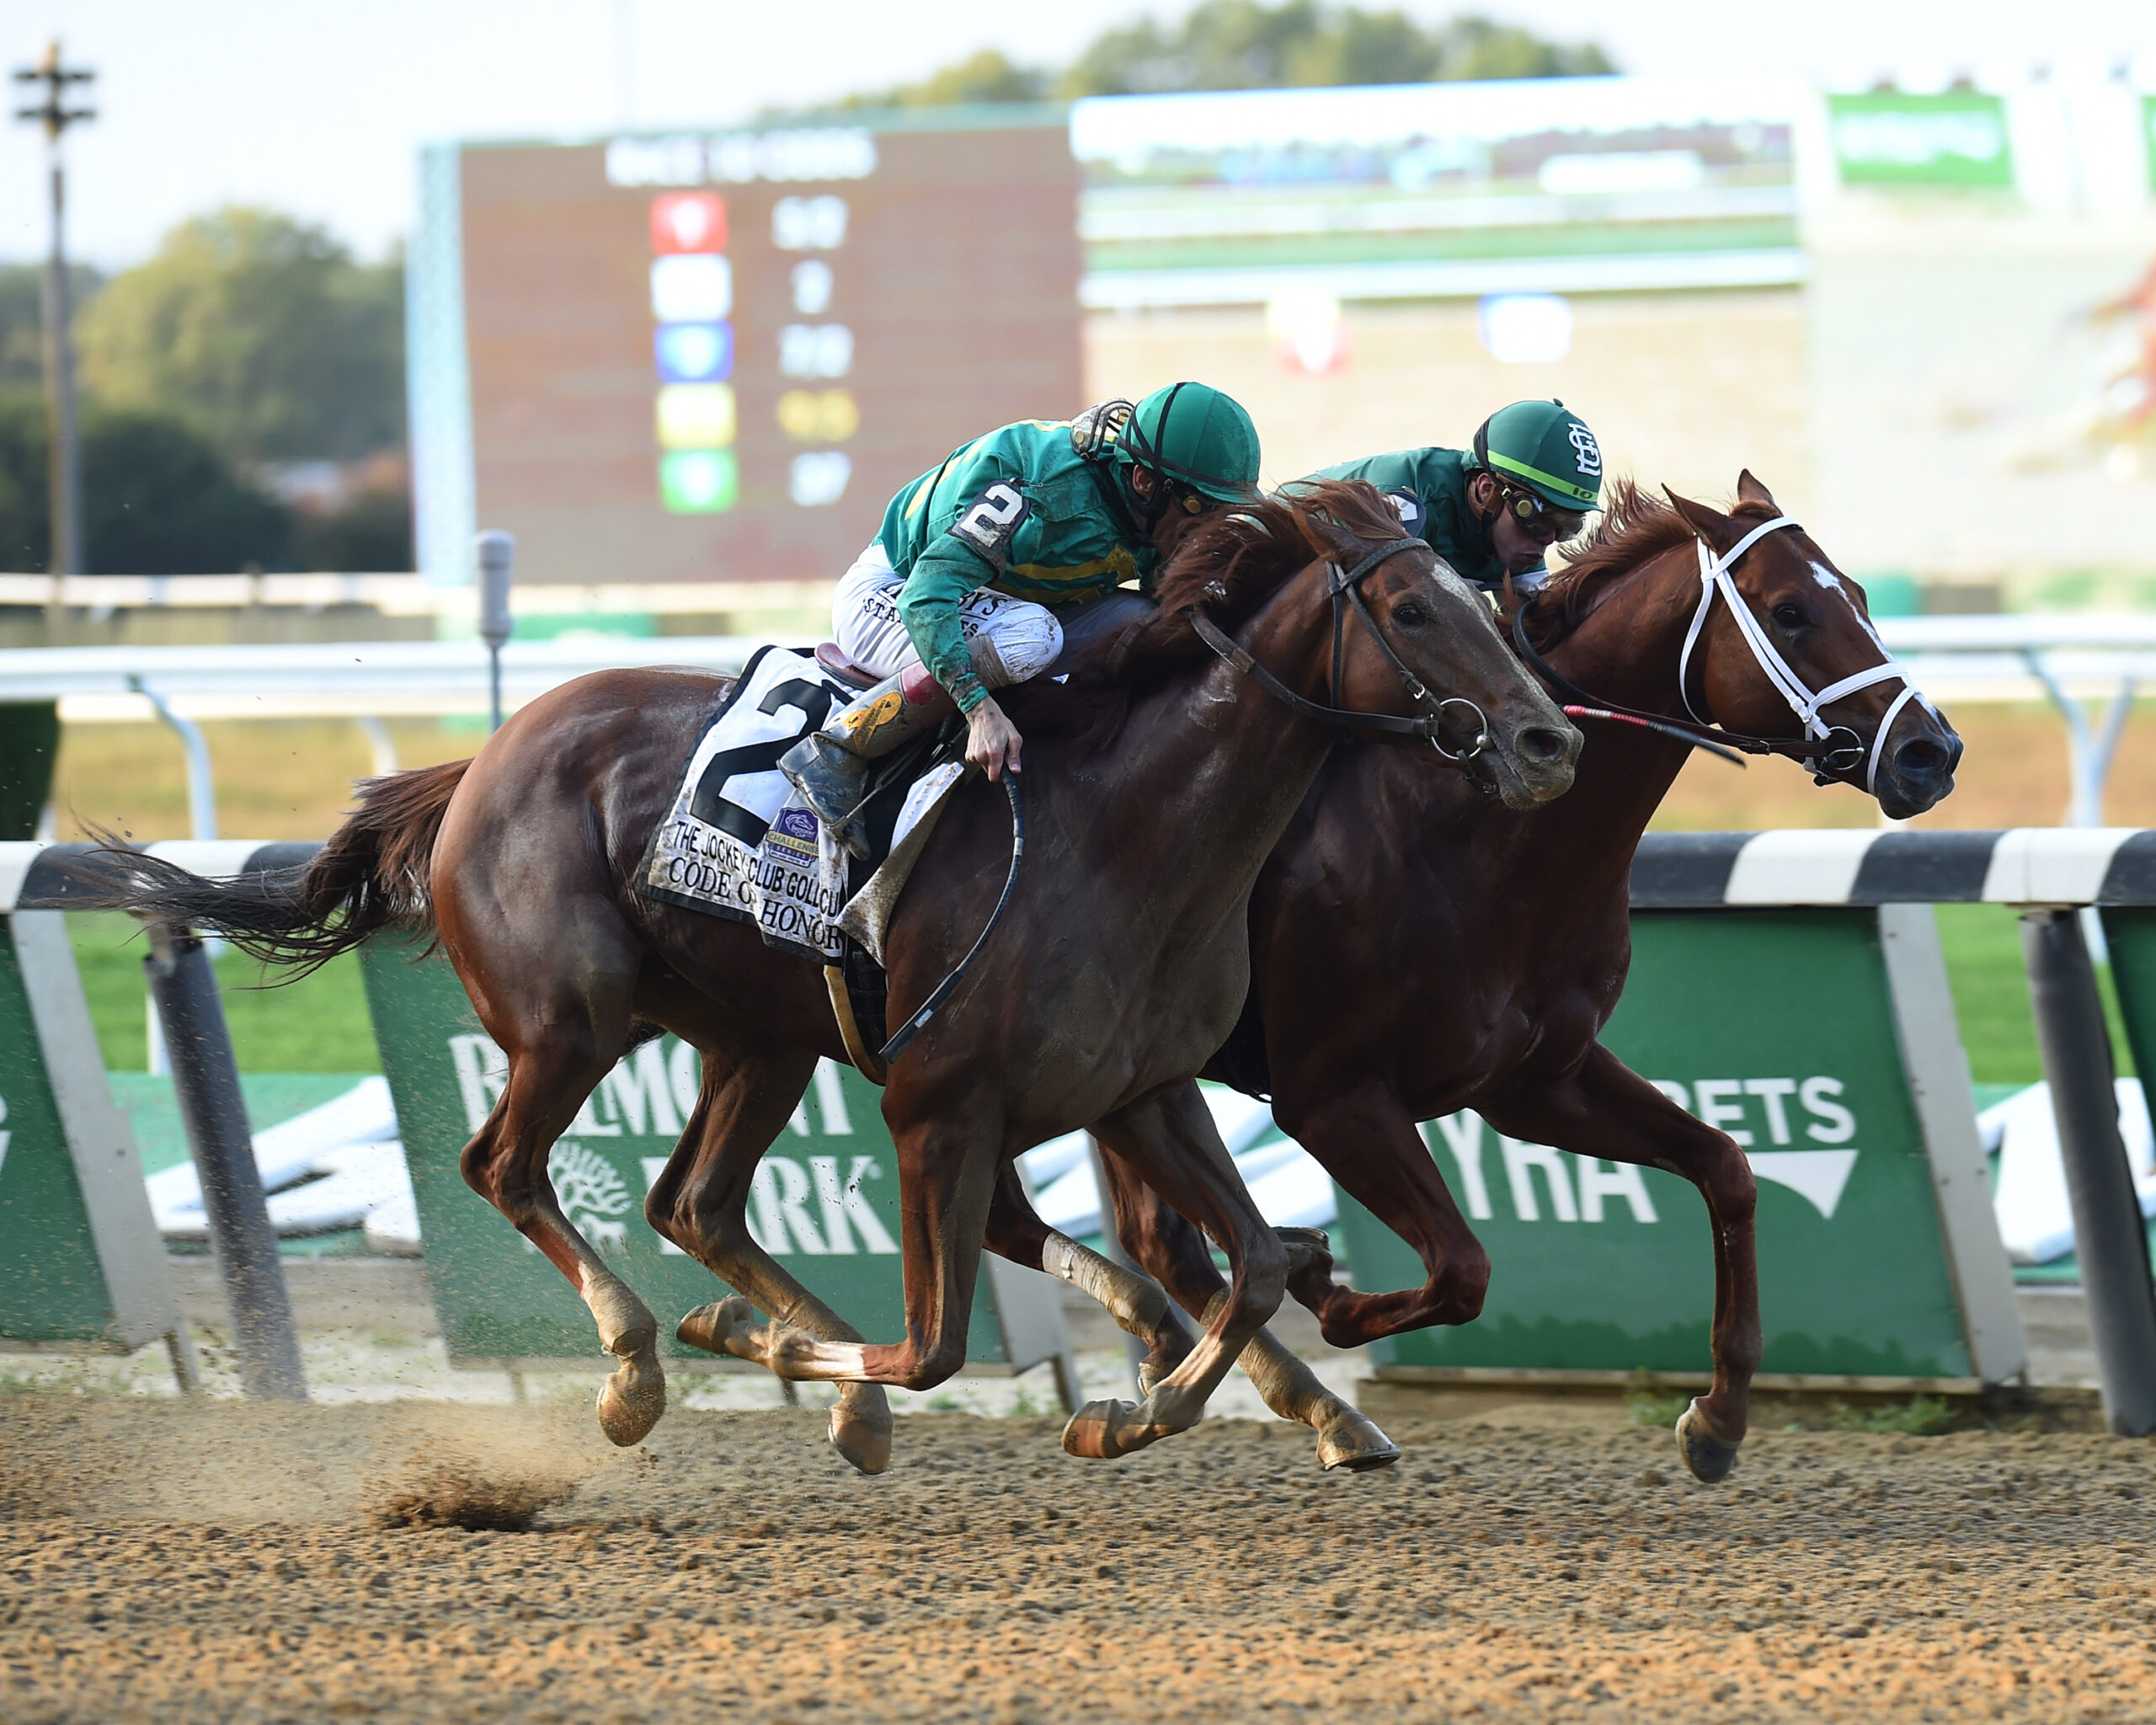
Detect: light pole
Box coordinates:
(476, 531, 515, 730)
(13, 40, 95, 595)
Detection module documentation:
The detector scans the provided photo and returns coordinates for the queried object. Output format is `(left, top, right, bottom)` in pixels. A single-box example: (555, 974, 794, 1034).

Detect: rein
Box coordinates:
(1191, 537, 1492, 764)
(879, 773, 1025, 1065)
(1516, 515, 1924, 792)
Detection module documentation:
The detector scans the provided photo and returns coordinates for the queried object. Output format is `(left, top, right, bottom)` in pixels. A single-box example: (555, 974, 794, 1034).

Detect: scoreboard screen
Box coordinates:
(446, 120, 1082, 587)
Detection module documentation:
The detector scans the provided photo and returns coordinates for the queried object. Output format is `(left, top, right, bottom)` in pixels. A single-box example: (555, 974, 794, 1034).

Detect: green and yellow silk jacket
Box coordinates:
(880, 419, 1154, 713)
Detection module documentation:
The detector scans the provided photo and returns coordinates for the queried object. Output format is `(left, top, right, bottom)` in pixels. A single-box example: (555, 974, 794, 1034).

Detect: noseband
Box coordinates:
(1191, 536, 1492, 766)
(1513, 515, 1926, 794)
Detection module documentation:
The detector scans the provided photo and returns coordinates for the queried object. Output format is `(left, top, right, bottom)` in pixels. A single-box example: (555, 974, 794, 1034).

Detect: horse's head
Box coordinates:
(1295, 493, 1580, 810)
(1664, 473, 1961, 820)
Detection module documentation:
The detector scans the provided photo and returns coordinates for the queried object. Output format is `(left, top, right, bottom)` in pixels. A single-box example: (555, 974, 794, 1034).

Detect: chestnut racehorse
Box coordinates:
(82, 483, 1578, 1471)
(1024, 474, 1961, 1482)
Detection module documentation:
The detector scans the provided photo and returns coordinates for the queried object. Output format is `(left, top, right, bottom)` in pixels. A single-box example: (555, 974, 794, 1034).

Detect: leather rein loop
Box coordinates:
(1191, 536, 1492, 763)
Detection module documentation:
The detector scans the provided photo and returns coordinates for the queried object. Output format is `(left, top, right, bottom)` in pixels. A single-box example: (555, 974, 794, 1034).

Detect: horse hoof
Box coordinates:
(1675, 1398, 1742, 1484)
(596, 1359, 665, 1448)
(675, 1296, 759, 1360)
(1315, 1408, 1401, 1472)
(829, 1391, 894, 1477)
(1062, 1397, 1159, 1461)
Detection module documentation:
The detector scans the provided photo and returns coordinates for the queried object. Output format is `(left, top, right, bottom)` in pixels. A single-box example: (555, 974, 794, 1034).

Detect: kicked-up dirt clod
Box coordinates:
(3, 1392, 2155, 1723)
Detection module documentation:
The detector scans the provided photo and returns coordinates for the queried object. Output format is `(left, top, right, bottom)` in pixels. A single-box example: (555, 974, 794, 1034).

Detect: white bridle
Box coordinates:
(1674, 515, 1929, 796)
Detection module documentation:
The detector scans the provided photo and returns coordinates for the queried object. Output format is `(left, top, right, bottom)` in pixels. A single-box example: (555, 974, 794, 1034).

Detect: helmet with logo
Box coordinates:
(1113, 382, 1262, 505)
(1470, 399, 1602, 512)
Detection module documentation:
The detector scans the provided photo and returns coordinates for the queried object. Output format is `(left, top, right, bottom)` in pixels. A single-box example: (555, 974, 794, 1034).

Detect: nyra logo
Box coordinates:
(1424, 1075, 1860, 1226)
(1567, 423, 1603, 478)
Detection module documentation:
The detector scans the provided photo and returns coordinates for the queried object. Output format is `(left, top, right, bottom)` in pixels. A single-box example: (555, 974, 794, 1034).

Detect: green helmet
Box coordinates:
(1113, 382, 1262, 504)
(1471, 399, 1603, 510)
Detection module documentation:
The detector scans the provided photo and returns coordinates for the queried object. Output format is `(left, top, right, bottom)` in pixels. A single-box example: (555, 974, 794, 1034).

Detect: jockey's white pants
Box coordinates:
(832, 542, 1064, 691)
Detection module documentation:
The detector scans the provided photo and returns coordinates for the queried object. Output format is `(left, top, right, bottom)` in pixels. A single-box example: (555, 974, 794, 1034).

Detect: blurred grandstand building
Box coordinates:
(408, 67, 2156, 615)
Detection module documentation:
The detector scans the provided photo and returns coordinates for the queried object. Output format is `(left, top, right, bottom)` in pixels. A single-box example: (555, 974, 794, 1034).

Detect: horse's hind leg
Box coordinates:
(984, 1160, 1197, 1391)
(1062, 1081, 1286, 1460)
(1091, 1148, 1398, 1471)
(647, 1042, 895, 1474)
(463, 1043, 666, 1447)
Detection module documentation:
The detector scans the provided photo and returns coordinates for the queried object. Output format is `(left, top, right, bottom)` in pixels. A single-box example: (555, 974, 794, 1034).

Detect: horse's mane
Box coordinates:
(1006, 478, 1415, 755)
(1526, 477, 1780, 649)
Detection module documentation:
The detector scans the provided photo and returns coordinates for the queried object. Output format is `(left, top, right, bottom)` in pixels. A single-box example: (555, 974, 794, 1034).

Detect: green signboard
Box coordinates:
(1336, 906, 2020, 1386)
(1827, 91, 2015, 190)
(360, 936, 1070, 1377)
(0, 905, 192, 1378)
(2144, 97, 2156, 196)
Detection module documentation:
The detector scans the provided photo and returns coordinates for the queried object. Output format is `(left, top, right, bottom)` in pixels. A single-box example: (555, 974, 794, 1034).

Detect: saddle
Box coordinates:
(814, 642, 881, 690)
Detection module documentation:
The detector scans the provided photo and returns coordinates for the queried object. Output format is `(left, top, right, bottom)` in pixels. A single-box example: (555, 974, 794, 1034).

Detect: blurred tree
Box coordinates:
(0, 391, 293, 574)
(0, 261, 104, 393)
(1058, 3, 1612, 96)
(791, 4, 1615, 119)
(837, 48, 1051, 109)
(73, 208, 403, 466)
(290, 486, 412, 572)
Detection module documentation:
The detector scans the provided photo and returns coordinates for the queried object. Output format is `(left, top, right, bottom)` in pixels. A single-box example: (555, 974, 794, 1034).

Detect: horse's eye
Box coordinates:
(1394, 603, 1427, 627)
(1771, 603, 1806, 628)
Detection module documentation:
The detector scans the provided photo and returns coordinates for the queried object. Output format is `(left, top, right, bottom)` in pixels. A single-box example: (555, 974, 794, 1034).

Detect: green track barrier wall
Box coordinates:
(1336, 905, 2022, 1387)
(2103, 909, 2156, 1098)
(359, 934, 1068, 1375)
(0, 905, 189, 1374)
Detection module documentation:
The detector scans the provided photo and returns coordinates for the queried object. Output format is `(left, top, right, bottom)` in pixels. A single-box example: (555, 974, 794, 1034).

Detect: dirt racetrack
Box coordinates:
(4, 1392, 2156, 1724)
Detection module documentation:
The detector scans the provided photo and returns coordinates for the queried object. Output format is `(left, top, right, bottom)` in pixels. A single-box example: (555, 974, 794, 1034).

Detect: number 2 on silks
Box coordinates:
(951, 480, 1029, 562)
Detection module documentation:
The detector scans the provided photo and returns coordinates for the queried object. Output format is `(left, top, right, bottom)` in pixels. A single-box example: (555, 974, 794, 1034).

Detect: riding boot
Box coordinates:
(780, 664, 956, 859)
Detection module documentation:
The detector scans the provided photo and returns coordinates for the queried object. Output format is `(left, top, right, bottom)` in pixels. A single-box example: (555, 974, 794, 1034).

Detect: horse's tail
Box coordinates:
(69, 759, 472, 976)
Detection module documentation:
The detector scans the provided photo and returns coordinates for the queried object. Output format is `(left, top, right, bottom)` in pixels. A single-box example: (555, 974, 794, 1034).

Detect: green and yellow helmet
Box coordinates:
(1113, 382, 1262, 504)
(1471, 399, 1603, 512)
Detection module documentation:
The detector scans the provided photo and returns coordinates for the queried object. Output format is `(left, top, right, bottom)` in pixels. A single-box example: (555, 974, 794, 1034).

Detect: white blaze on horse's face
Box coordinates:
(1809, 559, 1888, 650)
(1808, 558, 1935, 716)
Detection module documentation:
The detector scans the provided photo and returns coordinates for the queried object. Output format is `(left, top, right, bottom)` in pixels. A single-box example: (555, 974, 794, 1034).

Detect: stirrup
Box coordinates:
(779, 735, 874, 859)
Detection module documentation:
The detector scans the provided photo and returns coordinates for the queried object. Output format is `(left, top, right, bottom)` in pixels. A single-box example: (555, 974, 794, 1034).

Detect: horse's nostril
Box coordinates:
(1896, 737, 1948, 780)
(1518, 726, 1572, 765)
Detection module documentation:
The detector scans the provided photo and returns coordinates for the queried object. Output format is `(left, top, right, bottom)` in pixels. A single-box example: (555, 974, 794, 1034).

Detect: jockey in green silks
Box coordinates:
(781, 381, 1263, 857)
(1311, 398, 1603, 598)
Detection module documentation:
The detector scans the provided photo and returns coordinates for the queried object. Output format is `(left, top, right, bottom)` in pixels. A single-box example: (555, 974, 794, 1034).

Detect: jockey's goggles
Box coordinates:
(1497, 481, 1587, 544)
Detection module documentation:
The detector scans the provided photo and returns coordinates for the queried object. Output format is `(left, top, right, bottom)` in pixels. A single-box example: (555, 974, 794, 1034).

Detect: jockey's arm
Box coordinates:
(894, 537, 996, 714)
(894, 537, 1025, 779)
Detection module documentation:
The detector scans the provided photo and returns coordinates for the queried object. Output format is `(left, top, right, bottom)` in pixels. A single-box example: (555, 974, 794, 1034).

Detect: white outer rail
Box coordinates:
(0, 614, 2144, 827)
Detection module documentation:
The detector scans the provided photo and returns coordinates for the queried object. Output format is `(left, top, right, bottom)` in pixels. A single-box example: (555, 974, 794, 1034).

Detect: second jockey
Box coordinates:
(781, 382, 1263, 856)
(1312, 398, 1603, 599)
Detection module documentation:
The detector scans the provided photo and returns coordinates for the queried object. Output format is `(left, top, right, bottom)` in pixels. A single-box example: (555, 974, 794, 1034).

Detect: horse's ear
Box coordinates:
(1305, 510, 1363, 563)
(1735, 470, 1778, 510)
(1662, 487, 1730, 547)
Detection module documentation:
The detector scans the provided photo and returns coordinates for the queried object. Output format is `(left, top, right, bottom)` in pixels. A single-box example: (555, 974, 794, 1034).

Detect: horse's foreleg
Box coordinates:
(1094, 1152, 1398, 1471)
(1479, 1043, 1759, 1484)
(705, 1099, 1001, 1395)
(985, 1161, 1197, 1391)
(1063, 1081, 1286, 1460)
(651, 1044, 895, 1474)
(1275, 1080, 1493, 1348)
(462, 1049, 666, 1448)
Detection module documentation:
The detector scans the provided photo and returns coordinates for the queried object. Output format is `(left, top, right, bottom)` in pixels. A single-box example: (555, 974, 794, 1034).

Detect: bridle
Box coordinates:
(1191, 535, 1493, 766)
(1515, 515, 1927, 794)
